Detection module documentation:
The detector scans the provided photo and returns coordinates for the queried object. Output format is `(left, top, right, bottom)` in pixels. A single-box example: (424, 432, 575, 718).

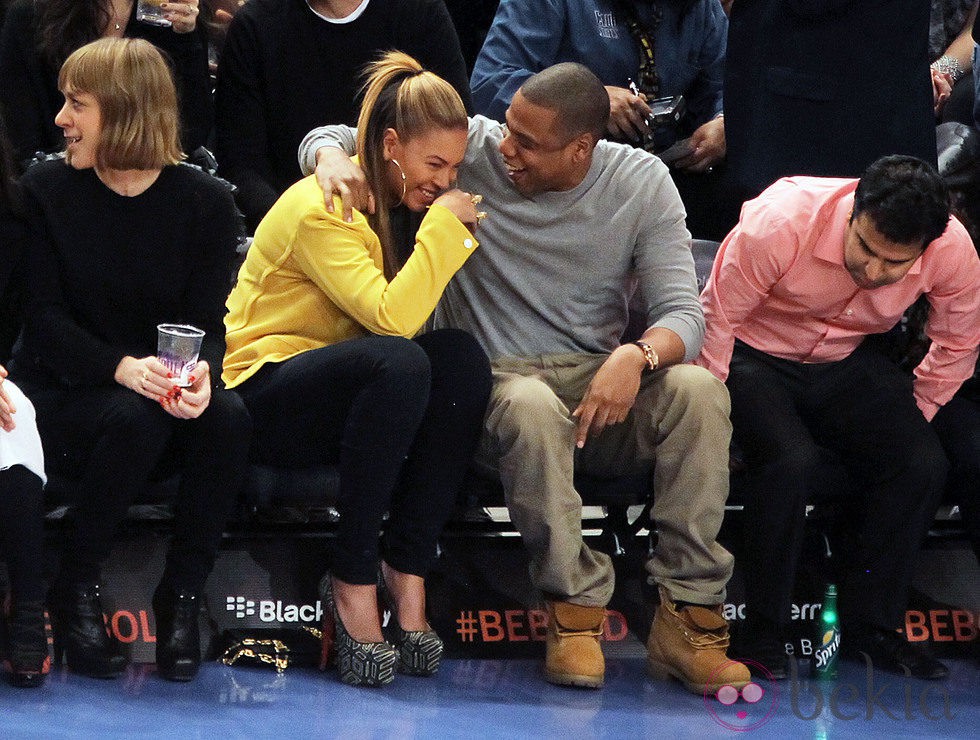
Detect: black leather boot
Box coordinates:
(48, 581, 127, 679)
(152, 582, 201, 682)
(2, 598, 50, 687)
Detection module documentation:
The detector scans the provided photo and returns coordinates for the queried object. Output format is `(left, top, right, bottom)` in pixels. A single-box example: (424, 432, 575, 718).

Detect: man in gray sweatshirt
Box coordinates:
(299, 62, 748, 694)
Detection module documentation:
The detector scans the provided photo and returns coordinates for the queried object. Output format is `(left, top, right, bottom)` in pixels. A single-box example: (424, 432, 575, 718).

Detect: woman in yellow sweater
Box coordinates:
(223, 52, 490, 687)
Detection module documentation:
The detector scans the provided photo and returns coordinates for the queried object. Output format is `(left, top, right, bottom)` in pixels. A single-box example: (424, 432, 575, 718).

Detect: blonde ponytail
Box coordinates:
(356, 51, 467, 280)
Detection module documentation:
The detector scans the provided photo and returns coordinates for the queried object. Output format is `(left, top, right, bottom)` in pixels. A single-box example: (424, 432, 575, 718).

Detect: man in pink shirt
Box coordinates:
(698, 155, 980, 680)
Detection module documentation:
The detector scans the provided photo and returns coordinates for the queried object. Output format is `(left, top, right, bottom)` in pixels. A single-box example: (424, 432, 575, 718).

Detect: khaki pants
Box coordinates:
(476, 354, 734, 607)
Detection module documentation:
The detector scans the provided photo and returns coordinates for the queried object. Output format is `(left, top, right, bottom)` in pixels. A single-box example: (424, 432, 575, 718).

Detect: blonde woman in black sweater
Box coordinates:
(13, 37, 249, 683)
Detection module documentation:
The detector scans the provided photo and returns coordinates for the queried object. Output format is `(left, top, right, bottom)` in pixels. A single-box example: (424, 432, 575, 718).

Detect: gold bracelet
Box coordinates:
(632, 340, 660, 371)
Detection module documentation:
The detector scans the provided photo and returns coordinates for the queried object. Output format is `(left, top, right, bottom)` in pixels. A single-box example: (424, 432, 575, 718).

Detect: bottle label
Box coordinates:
(814, 629, 840, 669)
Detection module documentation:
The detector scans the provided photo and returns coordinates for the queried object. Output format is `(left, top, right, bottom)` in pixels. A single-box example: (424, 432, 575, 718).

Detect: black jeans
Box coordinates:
(237, 329, 491, 584)
(33, 385, 251, 593)
(727, 340, 948, 630)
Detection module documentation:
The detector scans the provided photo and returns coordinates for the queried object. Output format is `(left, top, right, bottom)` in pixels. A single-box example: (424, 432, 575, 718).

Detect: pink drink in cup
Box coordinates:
(157, 324, 204, 387)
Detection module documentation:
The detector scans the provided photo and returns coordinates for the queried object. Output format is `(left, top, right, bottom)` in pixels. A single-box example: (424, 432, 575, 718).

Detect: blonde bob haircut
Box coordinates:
(58, 37, 183, 171)
(356, 51, 467, 281)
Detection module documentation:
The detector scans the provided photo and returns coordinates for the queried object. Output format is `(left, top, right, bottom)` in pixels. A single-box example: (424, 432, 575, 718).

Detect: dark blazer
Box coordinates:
(723, 0, 936, 204)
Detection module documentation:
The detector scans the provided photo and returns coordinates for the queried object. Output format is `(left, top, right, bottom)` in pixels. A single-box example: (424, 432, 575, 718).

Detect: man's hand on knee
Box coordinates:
(572, 346, 645, 447)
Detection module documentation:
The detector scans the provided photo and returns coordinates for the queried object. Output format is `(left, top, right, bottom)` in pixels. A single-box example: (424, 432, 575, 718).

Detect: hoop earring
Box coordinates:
(390, 158, 407, 205)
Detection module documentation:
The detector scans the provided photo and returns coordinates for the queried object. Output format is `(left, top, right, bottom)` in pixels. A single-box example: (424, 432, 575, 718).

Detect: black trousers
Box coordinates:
(237, 329, 491, 585)
(0, 465, 45, 601)
(33, 385, 251, 593)
(932, 391, 980, 561)
(728, 340, 948, 630)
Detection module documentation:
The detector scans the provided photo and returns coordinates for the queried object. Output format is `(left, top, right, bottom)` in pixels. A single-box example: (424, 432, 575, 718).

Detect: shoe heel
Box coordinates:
(319, 604, 336, 671)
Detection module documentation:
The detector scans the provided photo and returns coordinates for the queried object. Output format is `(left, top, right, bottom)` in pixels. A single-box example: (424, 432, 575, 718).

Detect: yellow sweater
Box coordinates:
(222, 175, 478, 388)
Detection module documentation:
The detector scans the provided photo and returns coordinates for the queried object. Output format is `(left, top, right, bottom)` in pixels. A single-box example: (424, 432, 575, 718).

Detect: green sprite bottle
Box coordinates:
(812, 583, 841, 679)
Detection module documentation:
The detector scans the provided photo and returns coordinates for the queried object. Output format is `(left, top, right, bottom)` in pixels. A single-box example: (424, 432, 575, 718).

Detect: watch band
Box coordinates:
(632, 340, 660, 371)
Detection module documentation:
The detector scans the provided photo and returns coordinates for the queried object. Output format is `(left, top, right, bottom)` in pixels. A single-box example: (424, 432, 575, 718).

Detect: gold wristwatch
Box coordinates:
(632, 340, 660, 371)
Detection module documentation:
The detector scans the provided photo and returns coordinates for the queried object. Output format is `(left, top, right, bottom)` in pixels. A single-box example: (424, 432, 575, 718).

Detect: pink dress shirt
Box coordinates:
(697, 176, 980, 421)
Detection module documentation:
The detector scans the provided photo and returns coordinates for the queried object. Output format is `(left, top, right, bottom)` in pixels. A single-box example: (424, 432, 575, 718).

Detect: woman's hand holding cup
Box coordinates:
(162, 361, 212, 419)
(165, 0, 201, 33)
(114, 355, 212, 418)
(115, 355, 174, 399)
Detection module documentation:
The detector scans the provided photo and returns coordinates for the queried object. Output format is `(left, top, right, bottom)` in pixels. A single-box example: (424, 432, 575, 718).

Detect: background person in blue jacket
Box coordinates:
(470, 0, 729, 240)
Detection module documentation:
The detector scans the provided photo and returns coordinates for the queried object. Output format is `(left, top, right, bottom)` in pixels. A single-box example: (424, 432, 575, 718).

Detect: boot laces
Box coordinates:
(665, 600, 730, 650)
(682, 628, 729, 650)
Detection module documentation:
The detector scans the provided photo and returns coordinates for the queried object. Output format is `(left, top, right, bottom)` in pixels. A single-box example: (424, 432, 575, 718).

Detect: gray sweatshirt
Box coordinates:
(299, 115, 704, 361)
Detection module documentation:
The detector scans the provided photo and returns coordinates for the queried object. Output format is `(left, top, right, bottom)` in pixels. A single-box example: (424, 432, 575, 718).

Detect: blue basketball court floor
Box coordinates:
(1, 653, 976, 738)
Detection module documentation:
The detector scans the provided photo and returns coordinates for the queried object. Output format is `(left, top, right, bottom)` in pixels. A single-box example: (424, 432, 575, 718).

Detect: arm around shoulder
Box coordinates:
(299, 125, 358, 176)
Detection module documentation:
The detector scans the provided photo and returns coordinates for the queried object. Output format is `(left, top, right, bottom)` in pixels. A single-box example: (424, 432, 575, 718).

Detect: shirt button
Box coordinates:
(463, 238, 474, 249)
(845, 309, 853, 316)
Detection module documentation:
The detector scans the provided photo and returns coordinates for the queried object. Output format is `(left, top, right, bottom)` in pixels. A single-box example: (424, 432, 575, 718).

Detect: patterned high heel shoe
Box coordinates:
(379, 568, 443, 677)
(318, 574, 396, 687)
(1, 595, 50, 688)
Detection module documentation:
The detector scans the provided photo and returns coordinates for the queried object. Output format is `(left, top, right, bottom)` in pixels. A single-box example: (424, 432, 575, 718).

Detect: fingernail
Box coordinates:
(188, 375, 196, 383)
(577, 440, 585, 449)
(167, 372, 173, 378)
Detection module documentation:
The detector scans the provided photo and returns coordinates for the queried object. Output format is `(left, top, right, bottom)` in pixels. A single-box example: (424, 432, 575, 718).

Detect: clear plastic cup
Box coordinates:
(157, 324, 204, 387)
(136, 0, 171, 27)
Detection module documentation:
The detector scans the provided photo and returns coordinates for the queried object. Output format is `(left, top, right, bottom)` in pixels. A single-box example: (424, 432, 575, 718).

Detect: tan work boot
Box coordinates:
(646, 589, 750, 694)
(544, 600, 605, 688)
